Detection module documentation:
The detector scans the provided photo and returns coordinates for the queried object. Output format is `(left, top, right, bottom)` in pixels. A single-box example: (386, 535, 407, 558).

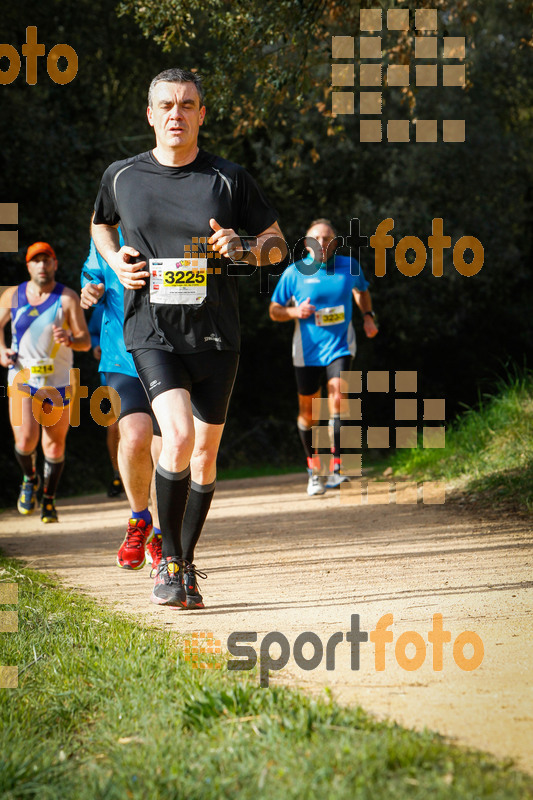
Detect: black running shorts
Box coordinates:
(131, 349, 239, 425)
(294, 355, 353, 397)
(103, 371, 161, 436)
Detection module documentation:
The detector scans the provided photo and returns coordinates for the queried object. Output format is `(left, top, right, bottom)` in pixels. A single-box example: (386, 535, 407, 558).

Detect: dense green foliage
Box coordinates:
(391, 368, 533, 512)
(1, 555, 532, 798)
(0, 0, 532, 506)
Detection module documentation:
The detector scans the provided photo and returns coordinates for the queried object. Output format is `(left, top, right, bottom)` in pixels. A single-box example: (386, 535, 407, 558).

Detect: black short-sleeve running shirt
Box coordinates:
(93, 149, 278, 354)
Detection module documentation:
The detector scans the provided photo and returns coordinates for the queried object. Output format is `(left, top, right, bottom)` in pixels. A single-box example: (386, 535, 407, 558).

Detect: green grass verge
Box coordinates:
(1, 556, 532, 799)
(390, 371, 533, 513)
(217, 452, 391, 483)
(217, 463, 302, 481)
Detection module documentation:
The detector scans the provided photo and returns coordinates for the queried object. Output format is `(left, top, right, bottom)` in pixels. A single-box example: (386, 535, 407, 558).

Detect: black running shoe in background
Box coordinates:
(41, 495, 58, 523)
(17, 474, 41, 515)
(183, 562, 207, 609)
(107, 471, 124, 498)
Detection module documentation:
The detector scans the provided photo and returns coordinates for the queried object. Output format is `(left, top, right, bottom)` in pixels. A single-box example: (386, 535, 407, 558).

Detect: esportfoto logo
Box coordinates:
(182, 614, 484, 688)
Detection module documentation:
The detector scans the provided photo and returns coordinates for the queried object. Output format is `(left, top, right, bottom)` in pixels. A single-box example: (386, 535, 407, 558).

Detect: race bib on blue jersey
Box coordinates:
(315, 305, 345, 327)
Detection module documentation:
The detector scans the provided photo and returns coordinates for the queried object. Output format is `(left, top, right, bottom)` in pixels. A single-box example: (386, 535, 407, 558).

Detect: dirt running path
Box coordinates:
(1, 474, 532, 772)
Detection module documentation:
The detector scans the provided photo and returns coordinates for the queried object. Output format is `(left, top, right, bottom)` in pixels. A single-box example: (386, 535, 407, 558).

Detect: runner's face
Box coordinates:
(305, 224, 337, 264)
(147, 81, 206, 151)
(26, 254, 57, 288)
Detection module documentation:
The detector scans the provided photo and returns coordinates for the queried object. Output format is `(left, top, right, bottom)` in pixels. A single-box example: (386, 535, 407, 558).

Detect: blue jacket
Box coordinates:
(81, 234, 137, 377)
(88, 303, 104, 349)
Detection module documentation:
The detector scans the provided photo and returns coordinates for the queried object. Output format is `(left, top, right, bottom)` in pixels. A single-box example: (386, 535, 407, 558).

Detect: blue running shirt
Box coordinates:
(271, 255, 369, 367)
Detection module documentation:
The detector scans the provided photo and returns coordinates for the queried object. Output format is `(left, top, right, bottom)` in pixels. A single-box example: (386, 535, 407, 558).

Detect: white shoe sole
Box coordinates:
(325, 474, 350, 489)
(307, 480, 327, 496)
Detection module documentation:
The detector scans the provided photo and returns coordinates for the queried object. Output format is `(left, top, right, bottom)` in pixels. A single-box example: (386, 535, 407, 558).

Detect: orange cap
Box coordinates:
(26, 242, 57, 263)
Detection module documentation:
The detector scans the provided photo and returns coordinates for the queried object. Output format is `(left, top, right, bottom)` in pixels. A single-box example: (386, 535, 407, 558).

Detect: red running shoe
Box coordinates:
(116, 518, 153, 570)
(146, 532, 163, 576)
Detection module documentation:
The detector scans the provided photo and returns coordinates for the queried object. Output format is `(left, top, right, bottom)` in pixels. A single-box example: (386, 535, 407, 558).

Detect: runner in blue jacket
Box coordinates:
(81, 236, 163, 572)
(87, 303, 123, 497)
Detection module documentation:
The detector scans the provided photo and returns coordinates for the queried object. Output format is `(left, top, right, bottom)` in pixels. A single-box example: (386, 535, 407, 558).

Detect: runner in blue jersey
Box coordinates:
(81, 237, 163, 572)
(270, 219, 378, 495)
(0, 242, 91, 521)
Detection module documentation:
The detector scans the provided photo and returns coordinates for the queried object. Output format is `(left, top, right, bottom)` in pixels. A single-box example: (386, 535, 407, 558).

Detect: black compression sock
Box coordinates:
(331, 414, 341, 463)
(297, 421, 313, 461)
(181, 480, 216, 563)
(14, 448, 36, 481)
(43, 457, 65, 497)
(155, 463, 191, 559)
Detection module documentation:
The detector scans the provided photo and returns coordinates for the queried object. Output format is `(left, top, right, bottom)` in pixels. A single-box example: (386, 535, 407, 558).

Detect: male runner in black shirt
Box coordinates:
(92, 68, 286, 609)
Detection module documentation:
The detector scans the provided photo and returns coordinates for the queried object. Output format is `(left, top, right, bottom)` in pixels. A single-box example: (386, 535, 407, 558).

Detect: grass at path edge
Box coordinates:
(390, 371, 533, 514)
(1, 554, 532, 800)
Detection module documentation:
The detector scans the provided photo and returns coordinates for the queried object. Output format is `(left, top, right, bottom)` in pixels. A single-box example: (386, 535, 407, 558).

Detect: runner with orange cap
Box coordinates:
(0, 242, 91, 522)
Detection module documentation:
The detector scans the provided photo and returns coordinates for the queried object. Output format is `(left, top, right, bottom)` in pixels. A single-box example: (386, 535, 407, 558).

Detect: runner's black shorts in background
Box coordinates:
(103, 372, 161, 436)
(294, 355, 353, 396)
(132, 349, 239, 425)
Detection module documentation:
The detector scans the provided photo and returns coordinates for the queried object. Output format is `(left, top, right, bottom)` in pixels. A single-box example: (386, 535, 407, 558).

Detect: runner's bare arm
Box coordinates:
(54, 289, 91, 351)
(209, 220, 287, 266)
(353, 289, 378, 338)
(91, 215, 149, 290)
(0, 286, 18, 366)
(269, 297, 316, 322)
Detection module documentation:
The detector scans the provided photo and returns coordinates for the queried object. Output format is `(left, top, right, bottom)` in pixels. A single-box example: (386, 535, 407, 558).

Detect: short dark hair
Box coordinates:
(306, 218, 337, 236)
(148, 69, 204, 108)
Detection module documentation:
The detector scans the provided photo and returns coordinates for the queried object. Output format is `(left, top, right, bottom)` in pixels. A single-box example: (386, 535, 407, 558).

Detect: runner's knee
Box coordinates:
(297, 413, 313, 430)
(190, 443, 218, 477)
(42, 440, 65, 461)
(298, 396, 315, 427)
(14, 440, 37, 457)
(161, 429, 194, 462)
(119, 418, 152, 454)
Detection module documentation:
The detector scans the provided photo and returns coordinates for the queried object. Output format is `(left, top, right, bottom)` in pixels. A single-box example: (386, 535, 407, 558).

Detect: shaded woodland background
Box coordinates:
(0, 0, 532, 502)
